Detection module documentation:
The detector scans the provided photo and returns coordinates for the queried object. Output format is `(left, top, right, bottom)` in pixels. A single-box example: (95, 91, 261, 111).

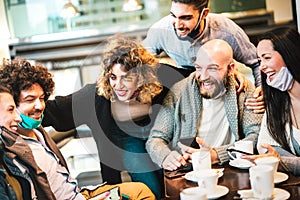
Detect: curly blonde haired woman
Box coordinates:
(44, 35, 168, 199)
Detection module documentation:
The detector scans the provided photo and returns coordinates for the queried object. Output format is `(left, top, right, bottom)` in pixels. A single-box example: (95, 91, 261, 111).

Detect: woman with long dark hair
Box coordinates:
(243, 27, 300, 175)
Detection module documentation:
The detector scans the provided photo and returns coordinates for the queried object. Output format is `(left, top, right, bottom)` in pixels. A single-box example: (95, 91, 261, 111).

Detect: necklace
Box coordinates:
(291, 104, 299, 129)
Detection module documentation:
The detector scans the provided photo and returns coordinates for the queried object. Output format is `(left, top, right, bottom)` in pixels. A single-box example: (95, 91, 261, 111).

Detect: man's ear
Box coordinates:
(202, 8, 210, 19)
(228, 63, 235, 75)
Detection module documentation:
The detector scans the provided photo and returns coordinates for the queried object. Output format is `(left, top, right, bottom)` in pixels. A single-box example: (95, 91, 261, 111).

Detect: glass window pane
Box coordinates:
(5, 0, 171, 39)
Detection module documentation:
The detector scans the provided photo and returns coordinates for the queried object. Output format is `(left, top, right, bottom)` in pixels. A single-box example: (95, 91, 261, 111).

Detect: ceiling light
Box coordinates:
(122, 0, 143, 12)
(60, 0, 79, 18)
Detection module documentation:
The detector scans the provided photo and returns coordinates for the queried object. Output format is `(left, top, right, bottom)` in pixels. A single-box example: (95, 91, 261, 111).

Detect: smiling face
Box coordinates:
(109, 63, 138, 101)
(0, 92, 22, 133)
(194, 40, 234, 99)
(257, 39, 286, 82)
(195, 57, 231, 99)
(17, 83, 45, 121)
(170, 2, 202, 38)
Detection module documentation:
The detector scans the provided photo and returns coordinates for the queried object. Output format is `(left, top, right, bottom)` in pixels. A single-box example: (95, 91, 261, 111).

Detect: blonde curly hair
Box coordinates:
(97, 35, 162, 104)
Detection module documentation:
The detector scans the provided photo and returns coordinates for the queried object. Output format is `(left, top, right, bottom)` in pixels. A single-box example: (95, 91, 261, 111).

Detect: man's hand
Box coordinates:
(241, 144, 279, 163)
(196, 137, 220, 164)
(162, 151, 187, 171)
(234, 70, 247, 94)
(245, 86, 265, 114)
(178, 142, 200, 162)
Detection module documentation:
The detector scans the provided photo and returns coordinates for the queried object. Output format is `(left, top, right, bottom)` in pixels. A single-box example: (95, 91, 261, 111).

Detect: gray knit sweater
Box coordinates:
(146, 72, 263, 167)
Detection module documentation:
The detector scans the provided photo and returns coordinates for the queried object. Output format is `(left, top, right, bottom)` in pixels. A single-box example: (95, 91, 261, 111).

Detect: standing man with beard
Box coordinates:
(143, 0, 265, 113)
(143, 0, 259, 83)
(146, 39, 263, 171)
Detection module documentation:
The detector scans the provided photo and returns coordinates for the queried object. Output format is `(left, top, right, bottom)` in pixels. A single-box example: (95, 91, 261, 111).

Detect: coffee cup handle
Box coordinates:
(227, 147, 236, 160)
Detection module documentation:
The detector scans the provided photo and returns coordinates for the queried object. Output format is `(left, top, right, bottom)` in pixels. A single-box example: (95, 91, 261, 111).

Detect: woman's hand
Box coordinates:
(241, 144, 279, 163)
(245, 86, 265, 114)
(111, 100, 151, 121)
(88, 192, 110, 200)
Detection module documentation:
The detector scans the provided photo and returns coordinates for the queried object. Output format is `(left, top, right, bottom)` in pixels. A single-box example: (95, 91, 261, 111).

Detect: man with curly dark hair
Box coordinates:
(0, 59, 54, 106)
(0, 58, 155, 200)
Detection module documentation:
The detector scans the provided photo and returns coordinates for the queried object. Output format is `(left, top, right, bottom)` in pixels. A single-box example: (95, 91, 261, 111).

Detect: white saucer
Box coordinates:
(272, 188, 290, 200)
(229, 158, 255, 169)
(274, 172, 289, 184)
(238, 188, 290, 200)
(184, 168, 224, 182)
(207, 185, 229, 199)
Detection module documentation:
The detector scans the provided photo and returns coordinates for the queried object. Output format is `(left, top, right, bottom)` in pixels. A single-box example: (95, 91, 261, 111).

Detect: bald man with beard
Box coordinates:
(146, 39, 263, 171)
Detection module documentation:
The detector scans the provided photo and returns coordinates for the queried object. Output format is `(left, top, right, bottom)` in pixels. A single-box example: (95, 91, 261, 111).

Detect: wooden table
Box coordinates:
(164, 163, 300, 199)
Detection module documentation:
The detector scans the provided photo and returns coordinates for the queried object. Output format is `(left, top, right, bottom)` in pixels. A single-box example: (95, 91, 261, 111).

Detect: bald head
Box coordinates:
(196, 39, 233, 66)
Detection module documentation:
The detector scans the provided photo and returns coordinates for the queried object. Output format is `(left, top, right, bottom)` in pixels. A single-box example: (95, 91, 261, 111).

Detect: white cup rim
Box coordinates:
(250, 165, 273, 172)
(255, 156, 280, 164)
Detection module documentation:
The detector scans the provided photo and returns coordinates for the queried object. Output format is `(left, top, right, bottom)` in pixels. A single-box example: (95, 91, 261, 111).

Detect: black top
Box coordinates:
(43, 83, 169, 183)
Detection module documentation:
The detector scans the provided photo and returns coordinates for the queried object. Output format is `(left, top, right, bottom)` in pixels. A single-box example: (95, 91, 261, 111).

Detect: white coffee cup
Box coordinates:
(249, 165, 274, 199)
(180, 187, 208, 200)
(191, 148, 211, 170)
(255, 156, 280, 176)
(196, 169, 219, 196)
(228, 140, 253, 160)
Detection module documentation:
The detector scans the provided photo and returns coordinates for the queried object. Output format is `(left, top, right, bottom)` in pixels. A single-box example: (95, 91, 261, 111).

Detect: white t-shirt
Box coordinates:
(258, 113, 300, 154)
(197, 97, 235, 147)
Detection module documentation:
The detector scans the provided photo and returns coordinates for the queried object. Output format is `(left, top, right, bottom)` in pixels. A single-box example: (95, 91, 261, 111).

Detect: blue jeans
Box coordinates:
(121, 135, 164, 199)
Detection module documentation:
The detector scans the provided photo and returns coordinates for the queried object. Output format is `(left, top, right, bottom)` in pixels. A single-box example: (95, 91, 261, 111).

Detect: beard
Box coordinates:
(197, 71, 230, 99)
(174, 12, 202, 39)
(173, 27, 191, 40)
